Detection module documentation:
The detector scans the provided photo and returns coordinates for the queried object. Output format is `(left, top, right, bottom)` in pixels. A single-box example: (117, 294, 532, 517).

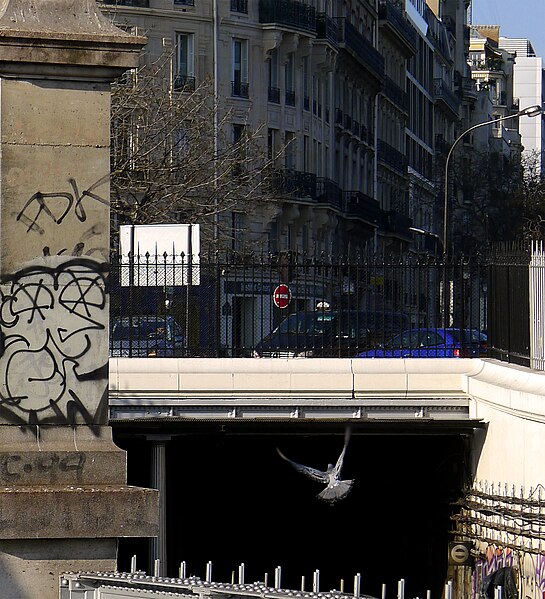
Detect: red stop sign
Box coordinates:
(273, 284, 291, 309)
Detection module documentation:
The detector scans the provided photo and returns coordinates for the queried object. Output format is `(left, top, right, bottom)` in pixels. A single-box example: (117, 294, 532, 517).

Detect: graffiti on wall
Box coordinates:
(472, 545, 545, 599)
(472, 546, 516, 599)
(0, 257, 109, 426)
(0, 170, 111, 427)
(16, 176, 109, 235)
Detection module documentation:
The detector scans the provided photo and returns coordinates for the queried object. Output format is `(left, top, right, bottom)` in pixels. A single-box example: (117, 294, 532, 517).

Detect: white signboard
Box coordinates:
(119, 224, 200, 286)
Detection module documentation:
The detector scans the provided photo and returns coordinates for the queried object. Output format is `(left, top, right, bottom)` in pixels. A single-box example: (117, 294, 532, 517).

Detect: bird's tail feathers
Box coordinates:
(317, 479, 354, 504)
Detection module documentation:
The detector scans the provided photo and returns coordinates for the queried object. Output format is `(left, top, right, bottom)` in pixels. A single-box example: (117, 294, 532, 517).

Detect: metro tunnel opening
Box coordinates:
(114, 427, 473, 599)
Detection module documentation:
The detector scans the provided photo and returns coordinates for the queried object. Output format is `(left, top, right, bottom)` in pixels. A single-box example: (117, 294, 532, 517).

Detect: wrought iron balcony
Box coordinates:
(433, 78, 460, 116)
(173, 75, 196, 92)
(259, 0, 316, 33)
(272, 169, 317, 199)
(377, 139, 406, 173)
(460, 76, 478, 101)
(268, 86, 280, 104)
(384, 76, 408, 110)
(316, 178, 342, 209)
(232, 80, 250, 99)
(378, 0, 417, 56)
(343, 191, 382, 226)
(230, 0, 248, 13)
(316, 13, 338, 45)
(335, 18, 385, 81)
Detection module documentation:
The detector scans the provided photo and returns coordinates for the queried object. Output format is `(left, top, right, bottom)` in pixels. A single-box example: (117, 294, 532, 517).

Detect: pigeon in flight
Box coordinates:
(277, 427, 354, 504)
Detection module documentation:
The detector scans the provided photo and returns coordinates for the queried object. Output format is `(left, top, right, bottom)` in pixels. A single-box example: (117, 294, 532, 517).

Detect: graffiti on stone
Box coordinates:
(0, 452, 86, 482)
(0, 257, 108, 426)
(16, 176, 109, 235)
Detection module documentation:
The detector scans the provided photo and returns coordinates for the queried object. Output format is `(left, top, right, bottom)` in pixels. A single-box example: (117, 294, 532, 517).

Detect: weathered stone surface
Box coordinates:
(0, 538, 117, 599)
(0, 0, 146, 77)
(0, 485, 159, 539)
(0, 425, 127, 486)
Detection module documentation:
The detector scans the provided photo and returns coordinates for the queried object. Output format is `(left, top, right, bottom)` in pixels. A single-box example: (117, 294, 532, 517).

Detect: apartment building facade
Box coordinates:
(99, 0, 486, 256)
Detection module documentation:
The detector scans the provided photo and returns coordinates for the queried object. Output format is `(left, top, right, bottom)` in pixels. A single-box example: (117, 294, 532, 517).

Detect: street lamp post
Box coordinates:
(442, 104, 544, 254)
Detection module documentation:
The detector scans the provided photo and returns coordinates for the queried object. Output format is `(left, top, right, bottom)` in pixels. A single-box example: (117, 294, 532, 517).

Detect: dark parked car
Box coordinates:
(356, 327, 487, 358)
(110, 315, 186, 357)
(254, 310, 409, 358)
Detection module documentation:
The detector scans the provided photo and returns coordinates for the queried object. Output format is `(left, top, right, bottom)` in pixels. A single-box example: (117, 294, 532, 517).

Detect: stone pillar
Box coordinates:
(0, 2, 158, 598)
(149, 435, 170, 576)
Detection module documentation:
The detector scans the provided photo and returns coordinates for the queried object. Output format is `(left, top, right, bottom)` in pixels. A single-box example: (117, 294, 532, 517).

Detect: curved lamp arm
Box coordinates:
(442, 105, 544, 254)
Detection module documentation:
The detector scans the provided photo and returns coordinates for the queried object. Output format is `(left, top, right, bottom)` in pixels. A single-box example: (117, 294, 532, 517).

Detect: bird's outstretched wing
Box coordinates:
(276, 448, 328, 483)
(332, 425, 352, 479)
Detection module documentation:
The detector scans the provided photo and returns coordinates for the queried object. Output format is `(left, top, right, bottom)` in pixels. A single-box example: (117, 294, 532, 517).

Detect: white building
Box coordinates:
(499, 36, 545, 173)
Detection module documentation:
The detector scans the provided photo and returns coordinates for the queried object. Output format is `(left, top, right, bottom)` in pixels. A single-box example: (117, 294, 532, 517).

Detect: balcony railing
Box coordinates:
(316, 12, 338, 45)
(378, 0, 417, 55)
(259, 0, 316, 33)
(268, 86, 281, 103)
(377, 139, 406, 172)
(336, 18, 385, 80)
(272, 169, 317, 198)
(316, 178, 342, 209)
(174, 0, 194, 4)
(232, 80, 250, 98)
(460, 76, 478, 100)
(173, 75, 196, 92)
(343, 191, 382, 225)
(230, 0, 248, 13)
(384, 76, 408, 110)
(433, 78, 460, 116)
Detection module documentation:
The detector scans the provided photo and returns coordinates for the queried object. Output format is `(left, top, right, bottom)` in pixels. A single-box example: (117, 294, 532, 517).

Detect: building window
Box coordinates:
(303, 57, 310, 111)
(285, 53, 295, 106)
(268, 128, 279, 161)
(233, 124, 246, 176)
(175, 33, 195, 91)
(232, 39, 249, 98)
(268, 50, 280, 104)
(174, 0, 194, 6)
(285, 131, 296, 170)
(230, 0, 248, 13)
(231, 212, 245, 252)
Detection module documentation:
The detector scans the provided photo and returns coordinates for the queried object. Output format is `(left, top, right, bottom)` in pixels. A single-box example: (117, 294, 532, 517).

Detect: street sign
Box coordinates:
(273, 284, 291, 309)
(448, 542, 472, 565)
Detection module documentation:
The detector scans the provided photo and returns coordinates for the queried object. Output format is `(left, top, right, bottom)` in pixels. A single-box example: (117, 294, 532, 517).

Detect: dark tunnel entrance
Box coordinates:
(114, 424, 477, 599)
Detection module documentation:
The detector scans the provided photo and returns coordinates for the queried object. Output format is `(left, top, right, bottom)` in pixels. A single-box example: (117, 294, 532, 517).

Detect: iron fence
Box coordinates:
(107, 251, 522, 359)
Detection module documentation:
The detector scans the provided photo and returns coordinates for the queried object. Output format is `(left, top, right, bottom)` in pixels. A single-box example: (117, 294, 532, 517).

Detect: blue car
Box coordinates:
(356, 328, 487, 358)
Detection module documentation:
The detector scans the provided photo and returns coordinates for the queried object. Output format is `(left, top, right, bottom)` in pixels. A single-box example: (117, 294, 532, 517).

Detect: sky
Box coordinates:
(470, 0, 545, 59)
